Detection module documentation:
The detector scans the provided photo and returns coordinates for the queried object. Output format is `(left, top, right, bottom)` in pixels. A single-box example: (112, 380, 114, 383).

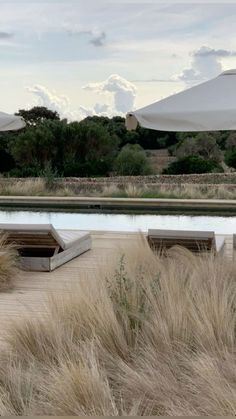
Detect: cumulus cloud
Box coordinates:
(194, 46, 236, 57)
(27, 85, 89, 121)
(27, 75, 136, 122)
(174, 45, 236, 85)
(94, 103, 109, 114)
(28, 85, 70, 115)
(83, 74, 137, 114)
(132, 78, 176, 83)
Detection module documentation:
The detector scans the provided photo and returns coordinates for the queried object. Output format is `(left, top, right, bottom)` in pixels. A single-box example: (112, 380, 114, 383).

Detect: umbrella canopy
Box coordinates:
(126, 69, 236, 132)
(0, 112, 25, 131)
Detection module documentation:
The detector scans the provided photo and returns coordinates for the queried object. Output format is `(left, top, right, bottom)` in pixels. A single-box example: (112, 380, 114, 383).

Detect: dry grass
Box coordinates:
(0, 179, 75, 197)
(0, 234, 18, 291)
(102, 183, 236, 200)
(0, 238, 235, 415)
(0, 178, 235, 199)
(0, 179, 46, 196)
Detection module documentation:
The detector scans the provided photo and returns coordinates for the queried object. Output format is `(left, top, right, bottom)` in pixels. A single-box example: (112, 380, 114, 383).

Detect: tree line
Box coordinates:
(165, 131, 236, 174)
(0, 106, 235, 177)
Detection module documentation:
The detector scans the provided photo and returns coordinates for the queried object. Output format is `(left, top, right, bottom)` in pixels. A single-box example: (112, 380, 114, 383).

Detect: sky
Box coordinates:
(1, 1, 236, 120)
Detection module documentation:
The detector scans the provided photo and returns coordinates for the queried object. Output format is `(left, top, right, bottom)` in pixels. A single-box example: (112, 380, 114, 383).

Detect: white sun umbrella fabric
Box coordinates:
(0, 112, 25, 131)
(126, 69, 236, 132)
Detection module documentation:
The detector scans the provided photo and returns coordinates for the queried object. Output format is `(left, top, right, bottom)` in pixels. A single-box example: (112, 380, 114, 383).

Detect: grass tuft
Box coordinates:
(102, 183, 236, 200)
(0, 234, 18, 291)
(0, 238, 235, 414)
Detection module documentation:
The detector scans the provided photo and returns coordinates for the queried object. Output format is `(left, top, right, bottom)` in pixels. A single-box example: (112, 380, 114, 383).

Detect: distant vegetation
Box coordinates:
(113, 144, 151, 176)
(163, 155, 223, 175)
(166, 131, 231, 174)
(0, 106, 235, 177)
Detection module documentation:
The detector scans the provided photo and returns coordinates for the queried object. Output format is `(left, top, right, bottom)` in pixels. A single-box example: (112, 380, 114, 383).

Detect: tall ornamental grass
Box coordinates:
(0, 237, 235, 415)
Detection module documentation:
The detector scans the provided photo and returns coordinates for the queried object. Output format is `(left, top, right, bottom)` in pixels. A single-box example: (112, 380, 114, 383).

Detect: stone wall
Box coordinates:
(61, 173, 236, 186)
(0, 173, 235, 190)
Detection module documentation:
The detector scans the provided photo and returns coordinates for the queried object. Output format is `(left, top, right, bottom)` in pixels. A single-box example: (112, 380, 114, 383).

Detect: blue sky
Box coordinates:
(1, 1, 236, 119)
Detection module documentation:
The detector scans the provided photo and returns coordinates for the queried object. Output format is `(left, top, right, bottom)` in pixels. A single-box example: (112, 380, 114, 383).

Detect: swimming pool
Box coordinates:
(0, 210, 235, 234)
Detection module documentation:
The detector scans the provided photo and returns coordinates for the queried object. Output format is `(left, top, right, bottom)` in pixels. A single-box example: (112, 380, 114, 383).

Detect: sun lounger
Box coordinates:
(147, 229, 225, 254)
(215, 236, 225, 254)
(0, 223, 92, 272)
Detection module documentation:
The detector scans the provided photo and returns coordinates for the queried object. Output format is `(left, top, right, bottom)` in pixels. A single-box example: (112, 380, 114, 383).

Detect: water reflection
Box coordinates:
(0, 210, 235, 234)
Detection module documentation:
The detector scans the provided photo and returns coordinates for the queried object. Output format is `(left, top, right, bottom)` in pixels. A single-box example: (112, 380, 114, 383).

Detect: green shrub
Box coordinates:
(113, 144, 151, 176)
(225, 149, 236, 169)
(39, 162, 59, 190)
(9, 166, 41, 177)
(163, 155, 223, 175)
(172, 133, 222, 162)
(0, 149, 16, 173)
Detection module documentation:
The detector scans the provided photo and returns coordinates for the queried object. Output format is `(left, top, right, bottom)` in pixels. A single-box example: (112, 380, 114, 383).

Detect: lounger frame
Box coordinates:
(147, 229, 224, 254)
(0, 224, 92, 272)
(20, 236, 92, 271)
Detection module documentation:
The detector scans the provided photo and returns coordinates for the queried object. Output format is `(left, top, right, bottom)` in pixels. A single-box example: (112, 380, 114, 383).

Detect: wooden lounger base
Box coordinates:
(147, 229, 225, 255)
(148, 237, 213, 253)
(0, 225, 92, 272)
(18, 237, 92, 272)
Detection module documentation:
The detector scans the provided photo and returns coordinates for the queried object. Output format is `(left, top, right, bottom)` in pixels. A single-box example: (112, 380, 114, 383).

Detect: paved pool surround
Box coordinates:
(0, 196, 236, 213)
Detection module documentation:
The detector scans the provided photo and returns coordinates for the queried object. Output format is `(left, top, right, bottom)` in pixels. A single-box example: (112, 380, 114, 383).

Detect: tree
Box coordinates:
(9, 118, 118, 177)
(83, 115, 178, 150)
(0, 131, 17, 173)
(225, 149, 236, 169)
(0, 149, 15, 173)
(113, 144, 151, 176)
(16, 106, 60, 126)
(70, 120, 119, 176)
(163, 155, 223, 175)
(173, 132, 223, 162)
(9, 122, 57, 175)
(137, 127, 177, 150)
(225, 132, 236, 151)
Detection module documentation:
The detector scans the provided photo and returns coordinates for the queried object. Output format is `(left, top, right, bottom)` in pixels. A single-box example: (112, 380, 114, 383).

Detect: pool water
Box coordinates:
(0, 210, 235, 234)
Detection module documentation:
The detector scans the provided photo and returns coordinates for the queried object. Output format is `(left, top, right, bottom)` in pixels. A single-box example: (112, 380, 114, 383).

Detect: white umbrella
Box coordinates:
(0, 111, 25, 132)
(126, 69, 236, 132)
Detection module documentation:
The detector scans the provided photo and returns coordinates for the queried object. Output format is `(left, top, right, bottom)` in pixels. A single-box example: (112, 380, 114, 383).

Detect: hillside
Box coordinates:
(146, 149, 176, 174)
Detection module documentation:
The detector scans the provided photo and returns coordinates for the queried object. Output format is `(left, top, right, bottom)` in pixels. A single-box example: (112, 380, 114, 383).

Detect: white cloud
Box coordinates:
(173, 45, 236, 85)
(27, 85, 88, 120)
(28, 85, 69, 114)
(27, 74, 137, 121)
(194, 46, 236, 58)
(83, 74, 137, 113)
(94, 103, 109, 114)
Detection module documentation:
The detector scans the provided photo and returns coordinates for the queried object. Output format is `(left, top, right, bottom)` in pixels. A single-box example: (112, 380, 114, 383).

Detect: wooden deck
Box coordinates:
(0, 231, 234, 328)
